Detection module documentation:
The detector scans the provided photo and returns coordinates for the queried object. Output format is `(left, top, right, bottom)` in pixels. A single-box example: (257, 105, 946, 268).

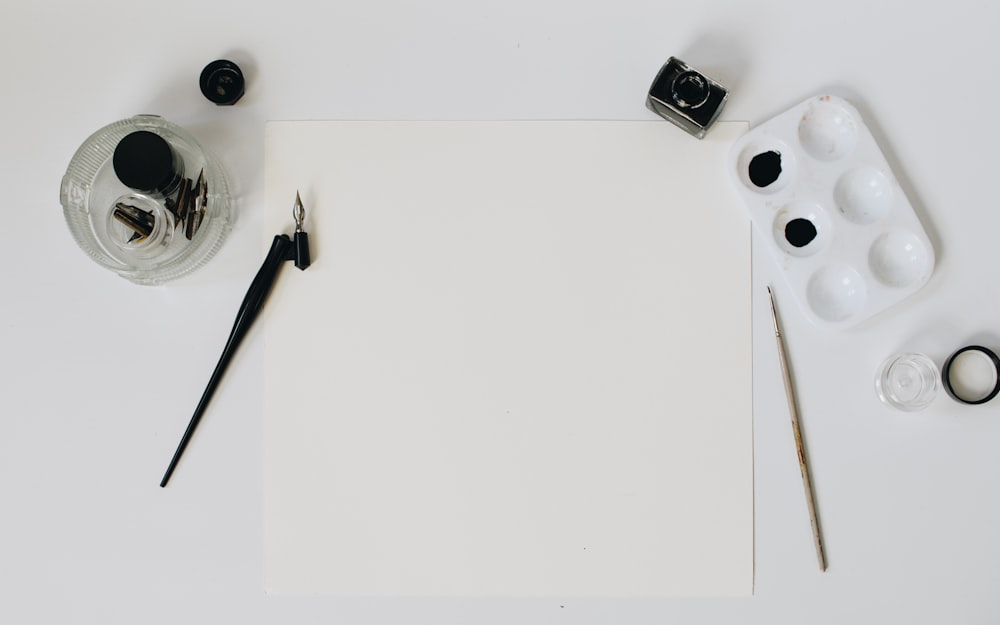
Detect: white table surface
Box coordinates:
(2, 1, 999, 623)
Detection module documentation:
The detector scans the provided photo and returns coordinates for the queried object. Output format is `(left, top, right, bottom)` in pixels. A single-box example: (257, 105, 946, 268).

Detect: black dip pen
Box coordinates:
(160, 192, 312, 487)
(768, 285, 826, 571)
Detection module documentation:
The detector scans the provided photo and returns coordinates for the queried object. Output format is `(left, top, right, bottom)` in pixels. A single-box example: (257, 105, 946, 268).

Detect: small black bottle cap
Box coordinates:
(113, 130, 181, 194)
(942, 345, 1000, 404)
(200, 60, 245, 105)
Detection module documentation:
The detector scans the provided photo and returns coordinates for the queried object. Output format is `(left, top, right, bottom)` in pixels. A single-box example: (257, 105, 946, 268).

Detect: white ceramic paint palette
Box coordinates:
(728, 95, 934, 329)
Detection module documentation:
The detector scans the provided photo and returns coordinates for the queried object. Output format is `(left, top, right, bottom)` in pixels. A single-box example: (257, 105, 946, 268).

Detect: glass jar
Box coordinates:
(60, 115, 232, 284)
(874, 352, 939, 411)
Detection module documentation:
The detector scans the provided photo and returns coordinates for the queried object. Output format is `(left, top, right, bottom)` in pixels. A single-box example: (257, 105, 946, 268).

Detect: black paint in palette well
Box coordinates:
(748, 151, 782, 188)
(785, 218, 817, 248)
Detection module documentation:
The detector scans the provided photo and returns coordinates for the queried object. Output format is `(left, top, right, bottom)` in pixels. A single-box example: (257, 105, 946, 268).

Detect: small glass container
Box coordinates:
(60, 115, 232, 284)
(875, 352, 939, 411)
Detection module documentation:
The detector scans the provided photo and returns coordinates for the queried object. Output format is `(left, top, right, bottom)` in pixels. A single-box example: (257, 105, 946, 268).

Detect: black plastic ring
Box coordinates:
(941, 345, 1000, 404)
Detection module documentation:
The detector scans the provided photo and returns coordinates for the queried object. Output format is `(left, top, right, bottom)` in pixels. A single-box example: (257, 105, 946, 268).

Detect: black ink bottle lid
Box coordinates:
(942, 345, 1000, 404)
(200, 59, 245, 105)
(112, 130, 183, 196)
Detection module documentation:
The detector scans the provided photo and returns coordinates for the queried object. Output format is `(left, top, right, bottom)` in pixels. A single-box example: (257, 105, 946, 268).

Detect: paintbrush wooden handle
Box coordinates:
(769, 286, 827, 571)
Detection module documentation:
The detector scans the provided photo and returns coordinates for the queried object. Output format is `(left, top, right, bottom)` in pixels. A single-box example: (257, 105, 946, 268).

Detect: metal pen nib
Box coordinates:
(293, 191, 305, 233)
(291, 191, 311, 270)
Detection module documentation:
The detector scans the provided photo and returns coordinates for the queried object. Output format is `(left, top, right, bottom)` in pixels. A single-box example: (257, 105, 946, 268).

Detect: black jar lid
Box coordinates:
(200, 59, 245, 105)
(112, 130, 181, 194)
(942, 345, 1000, 404)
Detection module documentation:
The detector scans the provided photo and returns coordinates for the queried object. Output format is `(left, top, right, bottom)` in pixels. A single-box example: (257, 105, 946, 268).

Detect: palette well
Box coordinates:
(729, 95, 934, 329)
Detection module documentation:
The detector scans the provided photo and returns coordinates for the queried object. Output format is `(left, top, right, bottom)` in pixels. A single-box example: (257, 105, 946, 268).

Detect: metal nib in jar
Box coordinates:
(60, 115, 232, 284)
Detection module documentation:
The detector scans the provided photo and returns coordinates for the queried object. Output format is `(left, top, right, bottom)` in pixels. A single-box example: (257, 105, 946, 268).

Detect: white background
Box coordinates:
(1, 1, 999, 623)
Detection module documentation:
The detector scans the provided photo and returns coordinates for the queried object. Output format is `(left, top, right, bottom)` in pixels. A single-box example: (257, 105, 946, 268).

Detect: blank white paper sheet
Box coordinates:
(262, 121, 752, 597)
